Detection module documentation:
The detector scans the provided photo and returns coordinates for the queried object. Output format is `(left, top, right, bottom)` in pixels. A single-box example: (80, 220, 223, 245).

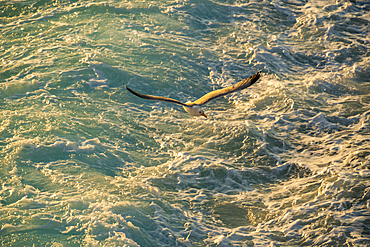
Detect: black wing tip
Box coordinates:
(122, 83, 141, 97)
(237, 71, 262, 86)
(247, 70, 263, 87)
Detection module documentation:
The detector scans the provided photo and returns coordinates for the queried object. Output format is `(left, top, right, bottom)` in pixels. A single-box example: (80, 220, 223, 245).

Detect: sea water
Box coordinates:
(1, 0, 369, 246)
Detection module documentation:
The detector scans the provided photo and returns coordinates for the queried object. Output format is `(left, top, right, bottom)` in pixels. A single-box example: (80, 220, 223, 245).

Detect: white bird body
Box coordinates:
(182, 104, 206, 118)
(123, 71, 262, 118)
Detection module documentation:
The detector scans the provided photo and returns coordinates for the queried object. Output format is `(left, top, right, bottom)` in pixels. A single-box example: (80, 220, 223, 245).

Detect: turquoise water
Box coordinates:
(1, 0, 370, 246)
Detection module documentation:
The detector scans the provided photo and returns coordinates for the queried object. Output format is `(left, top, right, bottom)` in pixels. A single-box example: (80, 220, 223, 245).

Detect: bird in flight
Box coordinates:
(123, 71, 262, 118)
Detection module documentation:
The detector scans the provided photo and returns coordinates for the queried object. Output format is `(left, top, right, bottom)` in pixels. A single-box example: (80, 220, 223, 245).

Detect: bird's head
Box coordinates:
(197, 109, 207, 118)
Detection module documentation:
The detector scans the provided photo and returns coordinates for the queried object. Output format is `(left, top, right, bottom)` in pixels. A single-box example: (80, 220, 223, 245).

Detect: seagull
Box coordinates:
(123, 71, 262, 118)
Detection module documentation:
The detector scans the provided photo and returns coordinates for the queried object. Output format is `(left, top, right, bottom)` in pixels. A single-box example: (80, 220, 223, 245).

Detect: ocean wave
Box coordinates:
(1, 0, 369, 246)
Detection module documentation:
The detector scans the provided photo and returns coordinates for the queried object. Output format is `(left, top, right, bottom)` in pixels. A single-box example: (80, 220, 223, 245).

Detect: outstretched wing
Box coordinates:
(187, 71, 262, 106)
(123, 83, 187, 107)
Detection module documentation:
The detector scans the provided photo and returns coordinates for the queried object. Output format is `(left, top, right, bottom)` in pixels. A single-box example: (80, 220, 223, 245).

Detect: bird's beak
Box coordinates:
(201, 113, 207, 118)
